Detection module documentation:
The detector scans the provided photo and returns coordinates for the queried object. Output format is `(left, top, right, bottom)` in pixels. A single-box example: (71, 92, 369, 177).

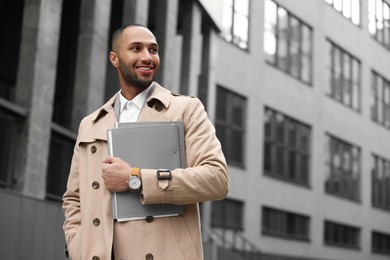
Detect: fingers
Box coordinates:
(102, 155, 115, 164)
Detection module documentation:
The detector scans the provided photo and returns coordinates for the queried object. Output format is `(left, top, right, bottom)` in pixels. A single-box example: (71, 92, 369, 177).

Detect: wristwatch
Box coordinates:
(128, 167, 142, 192)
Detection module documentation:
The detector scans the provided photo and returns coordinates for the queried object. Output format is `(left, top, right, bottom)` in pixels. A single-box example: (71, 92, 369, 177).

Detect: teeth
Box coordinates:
(138, 67, 152, 71)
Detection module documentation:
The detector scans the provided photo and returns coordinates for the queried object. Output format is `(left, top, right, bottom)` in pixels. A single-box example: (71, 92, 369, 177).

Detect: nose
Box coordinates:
(140, 48, 152, 62)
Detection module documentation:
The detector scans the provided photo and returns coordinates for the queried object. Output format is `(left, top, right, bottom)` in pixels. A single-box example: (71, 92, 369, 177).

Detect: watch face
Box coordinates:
(129, 176, 142, 190)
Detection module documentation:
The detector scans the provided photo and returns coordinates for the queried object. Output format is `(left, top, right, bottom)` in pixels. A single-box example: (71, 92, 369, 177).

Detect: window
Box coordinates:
(264, 0, 313, 84)
(371, 71, 390, 129)
(324, 0, 360, 25)
(372, 231, 390, 255)
(372, 154, 390, 211)
(211, 199, 244, 231)
(324, 220, 360, 248)
(221, 0, 249, 49)
(325, 134, 360, 201)
(215, 86, 246, 167)
(328, 40, 361, 111)
(46, 130, 74, 201)
(369, 0, 390, 50)
(263, 107, 311, 185)
(0, 0, 24, 101)
(262, 206, 310, 241)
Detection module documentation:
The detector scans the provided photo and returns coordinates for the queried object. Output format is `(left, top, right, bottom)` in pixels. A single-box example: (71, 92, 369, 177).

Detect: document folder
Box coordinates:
(107, 122, 185, 222)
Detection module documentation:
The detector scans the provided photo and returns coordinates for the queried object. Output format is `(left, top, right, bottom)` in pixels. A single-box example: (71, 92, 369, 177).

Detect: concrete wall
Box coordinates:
(0, 189, 66, 260)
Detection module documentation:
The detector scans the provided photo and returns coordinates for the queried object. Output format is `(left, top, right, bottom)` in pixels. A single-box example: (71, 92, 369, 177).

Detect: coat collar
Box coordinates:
(90, 82, 172, 125)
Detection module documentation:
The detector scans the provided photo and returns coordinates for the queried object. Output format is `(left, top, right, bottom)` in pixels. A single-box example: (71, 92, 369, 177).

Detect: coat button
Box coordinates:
(145, 216, 154, 223)
(92, 256, 100, 260)
(93, 218, 100, 226)
(92, 181, 100, 189)
(154, 105, 162, 112)
(91, 145, 97, 153)
(145, 253, 153, 260)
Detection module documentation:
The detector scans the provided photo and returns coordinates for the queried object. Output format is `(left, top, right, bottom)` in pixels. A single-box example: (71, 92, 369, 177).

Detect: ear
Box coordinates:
(109, 51, 119, 68)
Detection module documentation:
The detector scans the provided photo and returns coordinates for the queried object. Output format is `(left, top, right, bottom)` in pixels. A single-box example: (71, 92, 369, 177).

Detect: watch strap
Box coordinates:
(132, 167, 140, 177)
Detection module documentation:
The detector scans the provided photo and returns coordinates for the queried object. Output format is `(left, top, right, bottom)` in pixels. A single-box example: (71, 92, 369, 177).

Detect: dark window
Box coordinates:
(264, 0, 313, 84)
(221, 0, 249, 49)
(325, 134, 360, 201)
(215, 86, 246, 167)
(52, 0, 81, 128)
(372, 154, 390, 211)
(371, 71, 390, 129)
(0, 0, 25, 101)
(0, 110, 19, 188)
(262, 206, 310, 241)
(324, 220, 360, 248)
(324, 0, 360, 25)
(46, 129, 75, 201)
(328, 40, 361, 111)
(211, 199, 244, 231)
(372, 231, 390, 255)
(369, 0, 390, 50)
(263, 107, 311, 185)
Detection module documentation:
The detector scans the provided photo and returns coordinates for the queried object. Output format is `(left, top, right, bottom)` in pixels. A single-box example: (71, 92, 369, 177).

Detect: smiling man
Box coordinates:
(62, 24, 229, 260)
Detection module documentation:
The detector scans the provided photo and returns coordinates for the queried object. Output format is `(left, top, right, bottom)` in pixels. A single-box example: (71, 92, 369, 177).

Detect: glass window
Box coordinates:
(371, 71, 390, 129)
(264, 0, 313, 85)
(263, 107, 311, 186)
(215, 86, 247, 167)
(212, 199, 244, 231)
(324, 0, 360, 25)
(369, 0, 390, 50)
(372, 154, 390, 211)
(325, 134, 360, 201)
(222, 0, 249, 49)
(328, 40, 361, 111)
(262, 206, 310, 241)
(324, 220, 360, 248)
(372, 231, 390, 254)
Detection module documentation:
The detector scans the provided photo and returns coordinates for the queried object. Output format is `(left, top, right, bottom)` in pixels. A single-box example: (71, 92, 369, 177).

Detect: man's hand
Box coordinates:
(102, 156, 131, 192)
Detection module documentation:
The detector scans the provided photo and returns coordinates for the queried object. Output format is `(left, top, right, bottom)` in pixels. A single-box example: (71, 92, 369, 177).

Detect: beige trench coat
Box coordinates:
(62, 83, 229, 260)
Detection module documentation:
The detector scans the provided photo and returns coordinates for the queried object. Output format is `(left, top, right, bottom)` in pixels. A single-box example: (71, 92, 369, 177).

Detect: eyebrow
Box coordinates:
(128, 42, 159, 47)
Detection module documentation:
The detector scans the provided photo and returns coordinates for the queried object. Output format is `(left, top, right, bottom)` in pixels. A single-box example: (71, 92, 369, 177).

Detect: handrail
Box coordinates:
(209, 228, 262, 260)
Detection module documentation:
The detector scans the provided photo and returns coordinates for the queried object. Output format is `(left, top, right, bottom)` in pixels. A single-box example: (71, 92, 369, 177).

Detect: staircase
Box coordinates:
(205, 229, 262, 260)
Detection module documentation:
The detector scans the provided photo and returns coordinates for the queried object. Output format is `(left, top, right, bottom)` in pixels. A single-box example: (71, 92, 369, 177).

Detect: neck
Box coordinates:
(120, 85, 147, 100)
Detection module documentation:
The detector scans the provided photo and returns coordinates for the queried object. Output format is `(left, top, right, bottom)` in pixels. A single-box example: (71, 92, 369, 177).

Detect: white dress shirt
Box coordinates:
(119, 85, 153, 123)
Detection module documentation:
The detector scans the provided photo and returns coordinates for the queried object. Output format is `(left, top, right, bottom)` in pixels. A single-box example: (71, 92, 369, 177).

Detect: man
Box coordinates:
(62, 24, 229, 260)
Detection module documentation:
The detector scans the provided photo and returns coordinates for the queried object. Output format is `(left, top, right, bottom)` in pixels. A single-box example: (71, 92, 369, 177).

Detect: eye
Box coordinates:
(149, 47, 158, 54)
(129, 46, 141, 51)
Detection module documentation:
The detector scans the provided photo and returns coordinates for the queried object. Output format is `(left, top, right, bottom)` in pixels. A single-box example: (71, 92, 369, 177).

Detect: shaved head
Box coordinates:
(111, 23, 149, 52)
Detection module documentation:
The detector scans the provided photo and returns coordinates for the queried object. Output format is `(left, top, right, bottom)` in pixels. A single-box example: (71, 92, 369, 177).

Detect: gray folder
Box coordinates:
(107, 122, 185, 222)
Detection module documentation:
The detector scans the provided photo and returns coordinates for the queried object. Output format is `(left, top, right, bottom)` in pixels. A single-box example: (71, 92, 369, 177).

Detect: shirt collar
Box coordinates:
(119, 84, 153, 112)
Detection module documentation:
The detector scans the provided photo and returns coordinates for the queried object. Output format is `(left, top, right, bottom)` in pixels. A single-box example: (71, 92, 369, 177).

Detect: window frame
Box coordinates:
(371, 70, 390, 129)
(262, 206, 310, 241)
(221, 0, 250, 50)
(368, 0, 390, 50)
(372, 230, 390, 255)
(324, 0, 361, 25)
(263, 107, 311, 186)
(324, 220, 361, 249)
(327, 39, 361, 111)
(264, 0, 313, 85)
(211, 198, 244, 231)
(215, 86, 247, 168)
(371, 153, 390, 211)
(324, 133, 361, 201)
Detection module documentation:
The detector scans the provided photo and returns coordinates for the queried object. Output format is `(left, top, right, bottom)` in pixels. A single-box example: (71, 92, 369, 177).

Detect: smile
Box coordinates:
(137, 67, 153, 71)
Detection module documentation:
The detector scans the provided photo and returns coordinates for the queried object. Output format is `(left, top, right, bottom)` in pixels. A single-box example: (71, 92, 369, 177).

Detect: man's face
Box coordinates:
(113, 26, 160, 89)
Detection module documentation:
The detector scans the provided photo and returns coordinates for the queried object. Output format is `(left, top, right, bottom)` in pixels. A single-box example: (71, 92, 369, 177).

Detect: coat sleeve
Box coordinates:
(141, 97, 229, 205)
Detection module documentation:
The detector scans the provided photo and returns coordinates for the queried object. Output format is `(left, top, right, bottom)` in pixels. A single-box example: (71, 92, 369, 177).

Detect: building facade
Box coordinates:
(203, 0, 390, 260)
(0, 0, 389, 260)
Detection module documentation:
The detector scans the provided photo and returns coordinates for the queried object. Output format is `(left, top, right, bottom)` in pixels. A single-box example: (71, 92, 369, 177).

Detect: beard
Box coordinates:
(118, 59, 155, 89)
